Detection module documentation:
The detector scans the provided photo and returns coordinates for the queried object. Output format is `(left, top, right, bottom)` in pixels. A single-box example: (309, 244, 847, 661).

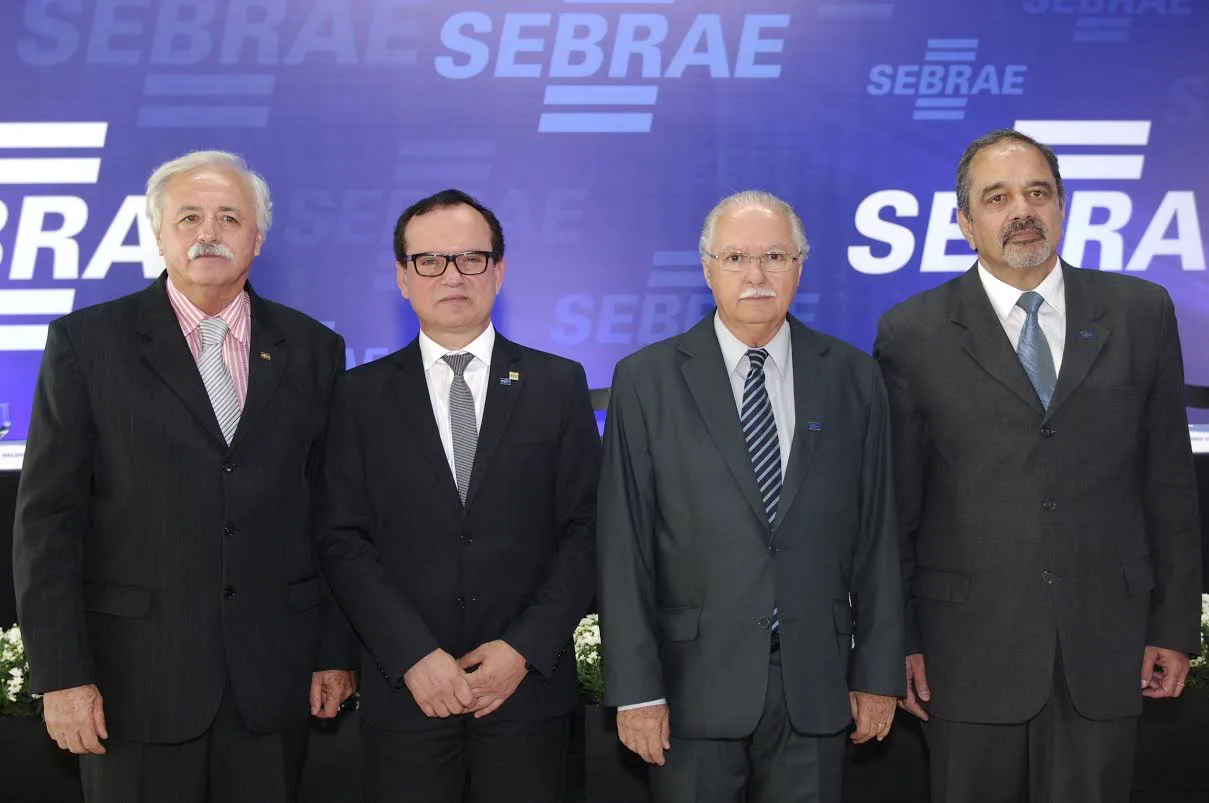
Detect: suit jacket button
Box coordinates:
(222, 461, 235, 473)
(1042, 498, 1057, 512)
(1041, 571, 1055, 584)
(1040, 425, 1055, 439)
(757, 617, 771, 629)
(223, 523, 237, 537)
(223, 585, 236, 600)
(456, 595, 465, 608)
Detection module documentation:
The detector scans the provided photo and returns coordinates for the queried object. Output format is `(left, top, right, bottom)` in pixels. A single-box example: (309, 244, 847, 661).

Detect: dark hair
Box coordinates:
(392, 188, 505, 265)
(955, 129, 1065, 220)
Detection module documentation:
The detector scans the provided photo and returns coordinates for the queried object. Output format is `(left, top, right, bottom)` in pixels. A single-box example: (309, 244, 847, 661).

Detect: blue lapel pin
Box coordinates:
(1079, 330, 1095, 340)
(808, 421, 823, 431)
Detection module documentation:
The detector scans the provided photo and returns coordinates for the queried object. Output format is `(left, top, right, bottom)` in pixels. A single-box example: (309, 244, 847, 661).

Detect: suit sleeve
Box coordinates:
(873, 315, 928, 656)
(501, 362, 600, 678)
(596, 358, 665, 707)
(848, 360, 907, 696)
(312, 335, 360, 671)
(316, 372, 440, 683)
(12, 320, 96, 693)
(1140, 291, 1202, 654)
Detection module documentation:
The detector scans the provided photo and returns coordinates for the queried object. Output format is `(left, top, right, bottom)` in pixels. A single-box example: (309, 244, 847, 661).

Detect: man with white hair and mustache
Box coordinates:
(13, 150, 357, 803)
(597, 190, 904, 803)
(874, 129, 1202, 803)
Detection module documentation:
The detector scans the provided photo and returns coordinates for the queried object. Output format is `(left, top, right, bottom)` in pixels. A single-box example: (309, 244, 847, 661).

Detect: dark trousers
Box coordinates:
(923, 645, 1138, 803)
(79, 683, 308, 803)
(649, 648, 847, 803)
(361, 711, 571, 803)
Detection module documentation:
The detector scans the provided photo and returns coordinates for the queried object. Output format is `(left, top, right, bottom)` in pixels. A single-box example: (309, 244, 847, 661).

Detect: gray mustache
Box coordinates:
(188, 241, 234, 260)
(1001, 219, 1046, 245)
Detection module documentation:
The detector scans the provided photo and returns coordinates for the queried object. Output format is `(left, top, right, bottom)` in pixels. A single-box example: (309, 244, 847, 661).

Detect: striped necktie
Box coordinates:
(198, 317, 240, 445)
(742, 348, 781, 633)
(443, 352, 478, 505)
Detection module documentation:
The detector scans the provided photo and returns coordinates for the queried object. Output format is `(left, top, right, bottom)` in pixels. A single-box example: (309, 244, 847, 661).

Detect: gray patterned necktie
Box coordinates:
(443, 352, 478, 504)
(1016, 291, 1057, 410)
(198, 317, 240, 445)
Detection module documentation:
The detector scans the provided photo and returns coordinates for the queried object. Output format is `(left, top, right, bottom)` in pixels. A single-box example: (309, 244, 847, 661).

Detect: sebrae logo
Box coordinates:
(849, 119, 1204, 275)
(434, 1, 791, 133)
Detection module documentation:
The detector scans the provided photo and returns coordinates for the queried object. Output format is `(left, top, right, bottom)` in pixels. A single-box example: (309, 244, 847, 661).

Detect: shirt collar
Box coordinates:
(419, 322, 496, 372)
(713, 312, 791, 378)
(165, 277, 251, 346)
(977, 260, 1066, 324)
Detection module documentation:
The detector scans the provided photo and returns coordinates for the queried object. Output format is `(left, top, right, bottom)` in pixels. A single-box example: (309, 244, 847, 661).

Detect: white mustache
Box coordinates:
(188, 241, 234, 260)
(739, 287, 777, 300)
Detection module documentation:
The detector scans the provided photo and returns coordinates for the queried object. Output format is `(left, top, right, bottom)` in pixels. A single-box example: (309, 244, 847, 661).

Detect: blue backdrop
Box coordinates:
(1, 0, 1206, 461)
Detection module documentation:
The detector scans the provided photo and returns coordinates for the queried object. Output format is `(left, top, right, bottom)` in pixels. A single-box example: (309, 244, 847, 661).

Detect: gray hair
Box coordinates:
(145, 150, 273, 235)
(698, 190, 810, 261)
(955, 129, 1065, 220)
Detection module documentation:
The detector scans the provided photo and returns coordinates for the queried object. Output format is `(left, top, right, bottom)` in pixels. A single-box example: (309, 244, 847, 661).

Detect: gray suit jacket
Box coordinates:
(874, 263, 1202, 723)
(597, 314, 904, 739)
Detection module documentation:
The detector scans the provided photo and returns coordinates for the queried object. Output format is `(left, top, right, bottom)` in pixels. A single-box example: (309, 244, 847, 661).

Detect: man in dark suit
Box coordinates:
(596, 190, 904, 803)
(12, 150, 357, 803)
(317, 188, 599, 803)
(874, 129, 1203, 803)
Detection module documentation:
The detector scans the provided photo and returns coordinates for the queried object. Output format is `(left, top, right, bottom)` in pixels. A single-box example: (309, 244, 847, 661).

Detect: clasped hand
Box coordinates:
(404, 641, 528, 719)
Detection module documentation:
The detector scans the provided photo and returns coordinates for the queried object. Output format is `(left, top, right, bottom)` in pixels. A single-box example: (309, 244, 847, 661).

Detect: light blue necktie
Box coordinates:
(1016, 291, 1057, 410)
(741, 349, 781, 633)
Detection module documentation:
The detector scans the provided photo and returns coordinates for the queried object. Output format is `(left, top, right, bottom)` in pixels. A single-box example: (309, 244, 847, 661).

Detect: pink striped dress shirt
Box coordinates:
(165, 279, 251, 409)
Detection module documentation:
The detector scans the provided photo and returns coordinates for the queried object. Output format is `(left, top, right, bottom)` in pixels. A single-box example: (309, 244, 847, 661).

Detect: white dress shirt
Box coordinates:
(418, 323, 495, 482)
(977, 262, 1067, 375)
(619, 314, 796, 711)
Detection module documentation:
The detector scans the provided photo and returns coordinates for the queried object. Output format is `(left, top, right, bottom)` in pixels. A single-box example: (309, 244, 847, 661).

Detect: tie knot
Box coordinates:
(199, 317, 229, 348)
(746, 349, 769, 372)
(443, 352, 473, 377)
(1016, 291, 1044, 316)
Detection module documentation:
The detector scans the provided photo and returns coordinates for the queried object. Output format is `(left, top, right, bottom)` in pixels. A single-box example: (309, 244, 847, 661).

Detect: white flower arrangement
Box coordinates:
(0, 624, 41, 717)
(573, 613, 603, 704)
(1188, 594, 1209, 692)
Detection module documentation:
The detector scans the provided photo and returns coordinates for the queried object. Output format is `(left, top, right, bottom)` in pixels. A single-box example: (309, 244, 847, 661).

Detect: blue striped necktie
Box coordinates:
(443, 352, 478, 505)
(1016, 291, 1057, 410)
(741, 348, 781, 632)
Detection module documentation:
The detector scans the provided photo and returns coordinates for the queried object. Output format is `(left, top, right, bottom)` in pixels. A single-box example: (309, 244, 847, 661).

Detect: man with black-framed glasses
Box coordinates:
(317, 188, 600, 803)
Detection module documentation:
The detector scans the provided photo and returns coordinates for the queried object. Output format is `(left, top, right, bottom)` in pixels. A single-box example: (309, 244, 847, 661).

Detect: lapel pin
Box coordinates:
(808, 421, 823, 431)
(259, 351, 272, 360)
(1078, 331, 1095, 340)
(509, 371, 520, 381)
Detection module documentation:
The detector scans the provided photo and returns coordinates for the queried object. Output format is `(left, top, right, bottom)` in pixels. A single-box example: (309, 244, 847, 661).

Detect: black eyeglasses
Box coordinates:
(406, 251, 496, 277)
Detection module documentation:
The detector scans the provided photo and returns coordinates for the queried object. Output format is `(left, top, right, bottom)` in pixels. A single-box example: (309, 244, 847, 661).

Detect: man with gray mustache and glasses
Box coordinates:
(13, 150, 357, 803)
(875, 129, 1202, 803)
(597, 190, 904, 803)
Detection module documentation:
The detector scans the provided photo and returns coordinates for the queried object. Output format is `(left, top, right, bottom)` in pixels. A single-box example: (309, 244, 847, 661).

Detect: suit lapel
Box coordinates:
(1045, 263, 1108, 422)
(134, 276, 228, 448)
(772, 318, 828, 536)
(392, 340, 463, 509)
(465, 336, 523, 510)
(678, 317, 769, 532)
(949, 266, 1044, 414)
(230, 290, 286, 452)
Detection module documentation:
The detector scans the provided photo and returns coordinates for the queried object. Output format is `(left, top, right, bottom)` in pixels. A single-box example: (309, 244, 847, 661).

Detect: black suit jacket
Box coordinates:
(12, 274, 354, 742)
(874, 263, 1202, 723)
(597, 314, 904, 738)
(317, 333, 600, 731)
